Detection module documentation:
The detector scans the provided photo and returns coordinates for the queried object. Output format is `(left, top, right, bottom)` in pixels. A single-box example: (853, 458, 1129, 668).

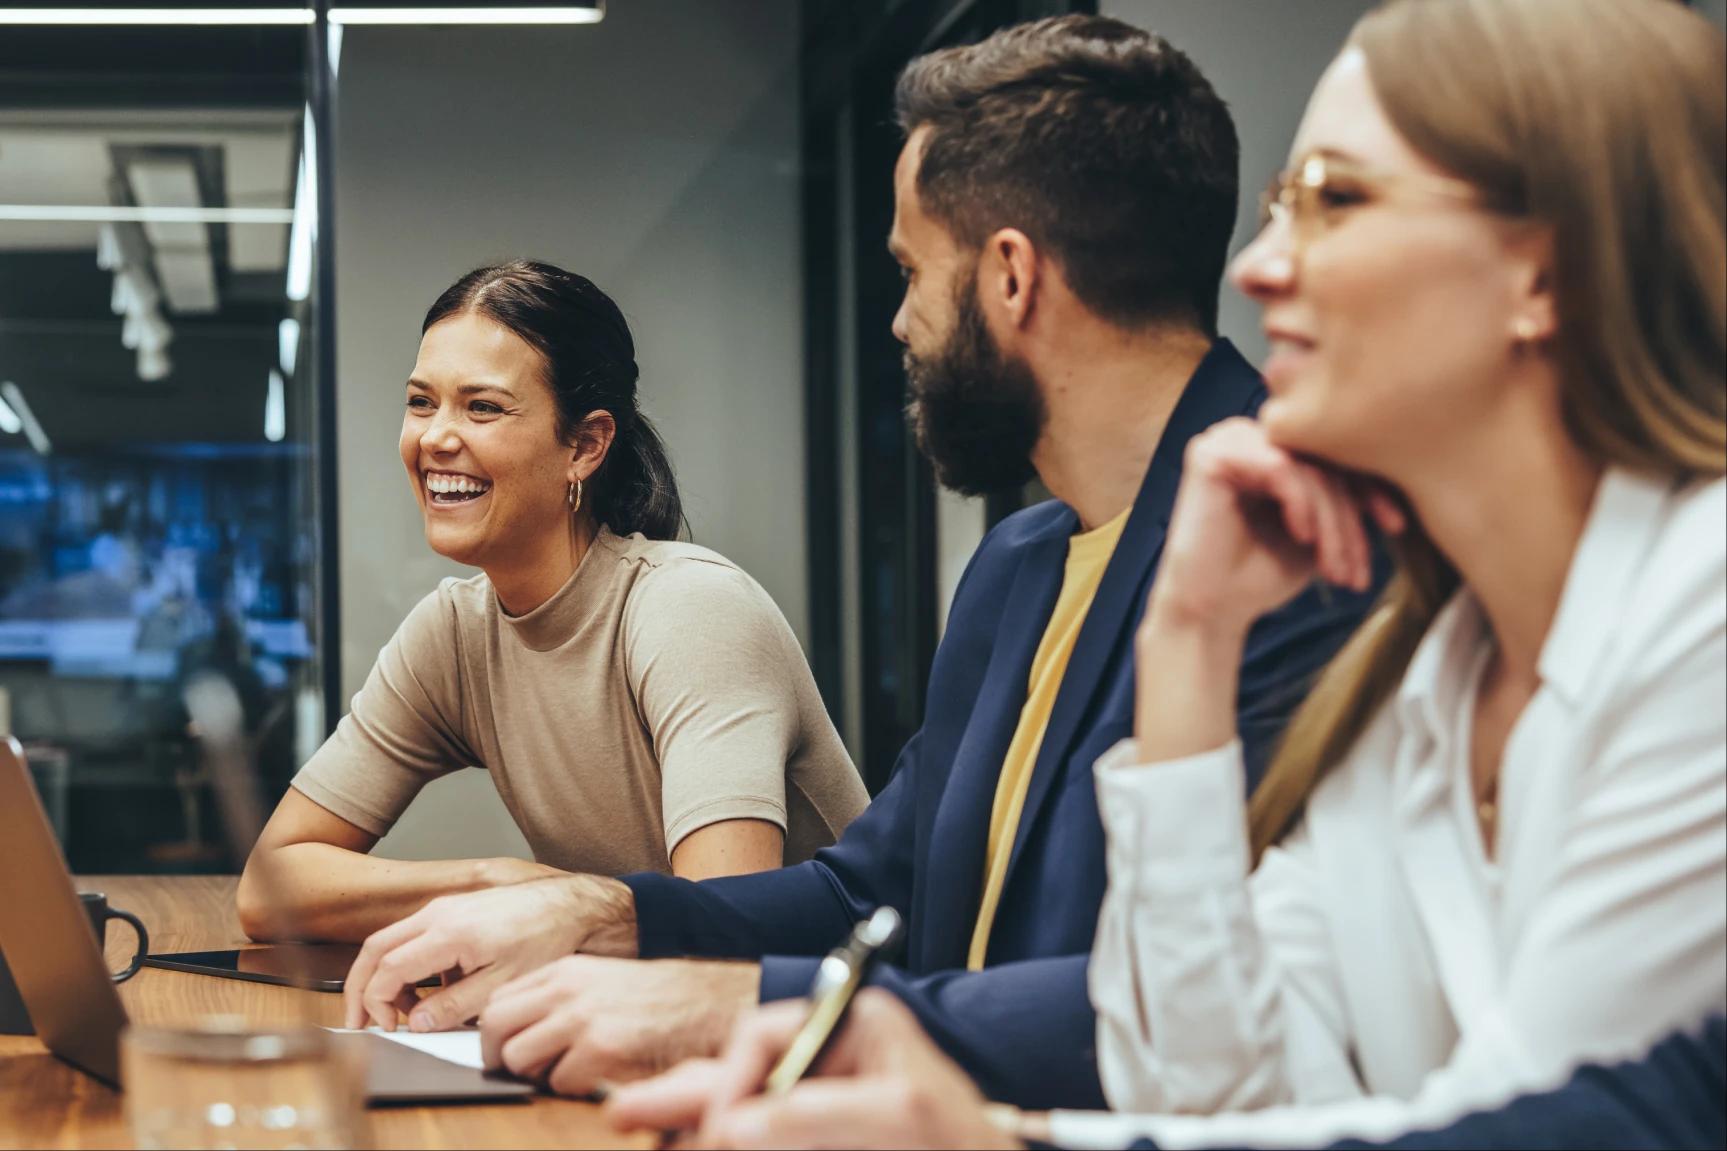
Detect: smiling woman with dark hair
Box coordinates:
(236, 260, 866, 947)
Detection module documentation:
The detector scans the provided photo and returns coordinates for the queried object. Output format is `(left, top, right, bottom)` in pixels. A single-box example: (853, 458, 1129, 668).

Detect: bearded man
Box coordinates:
(335, 14, 1382, 1111)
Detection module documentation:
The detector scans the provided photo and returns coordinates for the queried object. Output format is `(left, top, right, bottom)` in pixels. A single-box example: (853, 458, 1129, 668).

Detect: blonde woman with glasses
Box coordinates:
(1072, 0, 1725, 1144)
(602, 0, 1725, 1147)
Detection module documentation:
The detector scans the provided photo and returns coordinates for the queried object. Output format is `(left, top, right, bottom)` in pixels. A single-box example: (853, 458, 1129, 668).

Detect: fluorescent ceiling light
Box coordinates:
(97, 224, 122, 270)
(97, 222, 153, 272)
(0, 205, 294, 224)
(331, 6, 602, 23)
(0, 383, 51, 455)
(111, 266, 161, 317)
(127, 158, 221, 314)
(138, 344, 173, 383)
(286, 113, 315, 303)
(122, 309, 173, 352)
(265, 370, 287, 443)
(154, 250, 221, 314)
(0, 4, 602, 25)
(0, 392, 22, 436)
(0, 9, 313, 25)
(126, 159, 206, 246)
(279, 317, 301, 376)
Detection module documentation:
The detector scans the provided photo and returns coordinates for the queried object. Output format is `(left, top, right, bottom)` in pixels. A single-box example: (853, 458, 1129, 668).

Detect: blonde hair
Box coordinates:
(1248, 0, 1727, 864)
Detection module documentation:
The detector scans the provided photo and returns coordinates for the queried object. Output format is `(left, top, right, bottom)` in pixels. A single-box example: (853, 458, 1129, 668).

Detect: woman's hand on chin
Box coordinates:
(1145, 417, 1396, 640)
(1130, 418, 1402, 759)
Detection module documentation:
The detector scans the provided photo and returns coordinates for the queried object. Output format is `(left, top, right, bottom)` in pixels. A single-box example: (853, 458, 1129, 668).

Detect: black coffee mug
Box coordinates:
(0, 892, 150, 1034)
(81, 892, 149, 983)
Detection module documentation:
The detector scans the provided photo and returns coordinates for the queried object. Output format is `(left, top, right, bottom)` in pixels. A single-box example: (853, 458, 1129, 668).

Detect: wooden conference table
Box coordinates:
(0, 876, 642, 1150)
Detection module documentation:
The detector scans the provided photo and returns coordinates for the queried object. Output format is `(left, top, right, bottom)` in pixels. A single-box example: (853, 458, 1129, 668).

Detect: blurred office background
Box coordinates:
(0, 18, 326, 871)
(2, 0, 1721, 871)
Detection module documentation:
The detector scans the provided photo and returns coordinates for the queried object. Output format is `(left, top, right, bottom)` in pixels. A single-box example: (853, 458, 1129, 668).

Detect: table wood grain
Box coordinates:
(0, 876, 643, 1150)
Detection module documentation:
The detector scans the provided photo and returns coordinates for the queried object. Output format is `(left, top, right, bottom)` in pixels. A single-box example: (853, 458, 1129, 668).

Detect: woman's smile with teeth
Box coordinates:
(425, 472, 492, 503)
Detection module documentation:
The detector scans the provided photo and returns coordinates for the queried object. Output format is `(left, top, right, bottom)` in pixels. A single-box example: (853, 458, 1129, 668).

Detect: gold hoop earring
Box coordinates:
(567, 478, 583, 515)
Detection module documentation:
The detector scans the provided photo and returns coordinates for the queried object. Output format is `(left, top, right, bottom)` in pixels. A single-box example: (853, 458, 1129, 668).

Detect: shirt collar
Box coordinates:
(1396, 589, 1485, 739)
(1537, 467, 1674, 706)
(1395, 466, 1674, 731)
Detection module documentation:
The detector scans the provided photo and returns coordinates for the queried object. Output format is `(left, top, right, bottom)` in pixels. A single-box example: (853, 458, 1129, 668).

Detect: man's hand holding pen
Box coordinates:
(606, 989, 1024, 1150)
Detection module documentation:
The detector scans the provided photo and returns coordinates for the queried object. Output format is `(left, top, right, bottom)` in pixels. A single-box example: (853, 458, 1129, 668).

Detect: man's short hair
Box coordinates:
(895, 14, 1239, 334)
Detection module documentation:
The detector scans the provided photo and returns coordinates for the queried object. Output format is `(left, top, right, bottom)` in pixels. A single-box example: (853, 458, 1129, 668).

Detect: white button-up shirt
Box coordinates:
(1052, 469, 1727, 1150)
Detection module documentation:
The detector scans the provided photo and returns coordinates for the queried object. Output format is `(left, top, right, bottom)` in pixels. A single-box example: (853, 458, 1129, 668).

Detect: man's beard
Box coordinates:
(903, 277, 1045, 497)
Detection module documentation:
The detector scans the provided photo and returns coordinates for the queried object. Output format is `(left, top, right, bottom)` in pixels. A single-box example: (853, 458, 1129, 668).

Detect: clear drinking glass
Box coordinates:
(122, 1019, 367, 1150)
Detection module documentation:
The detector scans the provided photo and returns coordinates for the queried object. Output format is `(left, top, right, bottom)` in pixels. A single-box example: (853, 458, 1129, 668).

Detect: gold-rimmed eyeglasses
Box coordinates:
(1258, 152, 1486, 251)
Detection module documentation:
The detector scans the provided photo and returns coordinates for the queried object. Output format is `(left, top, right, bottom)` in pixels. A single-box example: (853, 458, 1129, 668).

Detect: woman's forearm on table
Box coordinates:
(237, 843, 560, 942)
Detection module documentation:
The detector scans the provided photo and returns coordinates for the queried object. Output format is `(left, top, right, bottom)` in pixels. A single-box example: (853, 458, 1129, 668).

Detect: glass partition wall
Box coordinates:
(0, 17, 331, 871)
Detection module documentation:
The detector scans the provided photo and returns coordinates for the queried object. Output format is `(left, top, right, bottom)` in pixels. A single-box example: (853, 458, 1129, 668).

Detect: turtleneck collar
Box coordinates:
(495, 525, 619, 652)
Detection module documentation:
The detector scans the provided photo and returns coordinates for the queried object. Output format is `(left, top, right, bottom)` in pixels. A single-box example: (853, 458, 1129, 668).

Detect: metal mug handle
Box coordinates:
(103, 907, 149, 983)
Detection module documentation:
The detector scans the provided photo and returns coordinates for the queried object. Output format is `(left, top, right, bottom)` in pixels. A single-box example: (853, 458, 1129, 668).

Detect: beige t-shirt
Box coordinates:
(292, 529, 867, 875)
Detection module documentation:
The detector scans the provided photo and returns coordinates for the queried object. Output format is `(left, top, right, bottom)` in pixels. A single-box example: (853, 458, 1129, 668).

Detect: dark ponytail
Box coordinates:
(422, 260, 687, 540)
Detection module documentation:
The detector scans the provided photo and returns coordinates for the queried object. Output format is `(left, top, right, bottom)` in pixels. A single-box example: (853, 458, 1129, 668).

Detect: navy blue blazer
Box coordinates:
(1124, 1016, 1727, 1151)
(622, 340, 1382, 1109)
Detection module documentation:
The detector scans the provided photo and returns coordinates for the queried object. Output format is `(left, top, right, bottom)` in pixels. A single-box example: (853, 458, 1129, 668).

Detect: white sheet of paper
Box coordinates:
(324, 1027, 486, 1070)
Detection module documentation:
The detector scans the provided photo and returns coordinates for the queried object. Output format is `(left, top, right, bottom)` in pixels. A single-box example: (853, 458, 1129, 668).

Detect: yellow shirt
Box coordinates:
(967, 505, 1131, 971)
